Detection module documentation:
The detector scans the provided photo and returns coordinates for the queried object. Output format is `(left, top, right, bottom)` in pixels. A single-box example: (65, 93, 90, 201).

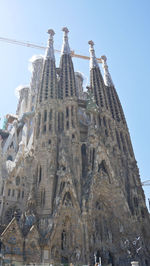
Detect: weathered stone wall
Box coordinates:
(0, 29, 150, 266)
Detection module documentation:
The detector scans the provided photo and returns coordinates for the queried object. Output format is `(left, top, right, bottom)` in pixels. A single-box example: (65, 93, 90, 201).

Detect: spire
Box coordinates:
(38, 29, 58, 103)
(88, 41, 108, 110)
(88, 40, 99, 69)
(100, 55, 126, 123)
(101, 55, 114, 87)
(61, 27, 71, 55)
(45, 29, 55, 60)
(59, 27, 76, 98)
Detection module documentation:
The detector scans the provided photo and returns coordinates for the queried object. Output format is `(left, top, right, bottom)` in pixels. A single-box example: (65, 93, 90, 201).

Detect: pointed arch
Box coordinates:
(39, 166, 42, 184)
(81, 143, 87, 177)
(62, 192, 73, 207)
(98, 160, 108, 175)
(61, 229, 67, 250)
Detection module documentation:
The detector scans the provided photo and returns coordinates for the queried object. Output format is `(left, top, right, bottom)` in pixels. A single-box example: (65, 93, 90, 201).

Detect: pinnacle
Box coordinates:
(47, 29, 55, 37)
(101, 55, 107, 62)
(88, 39, 99, 69)
(88, 40, 94, 47)
(45, 28, 55, 60)
(61, 26, 71, 55)
(62, 27, 69, 34)
(101, 55, 114, 87)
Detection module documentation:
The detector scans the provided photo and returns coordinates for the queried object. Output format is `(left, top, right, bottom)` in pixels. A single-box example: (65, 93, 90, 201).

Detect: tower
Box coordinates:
(0, 28, 150, 266)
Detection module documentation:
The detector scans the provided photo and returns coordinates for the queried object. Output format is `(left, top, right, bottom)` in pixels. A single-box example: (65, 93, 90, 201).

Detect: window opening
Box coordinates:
(92, 148, 95, 170)
(66, 107, 69, 118)
(39, 166, 42, 183)
(61, 230, 67, 250)
(8, 189, 11, 196)
(44, 110, 47, 122)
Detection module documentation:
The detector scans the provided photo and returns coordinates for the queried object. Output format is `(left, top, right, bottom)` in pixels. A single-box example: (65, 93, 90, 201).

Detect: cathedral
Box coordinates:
(0, 27, 150, 265)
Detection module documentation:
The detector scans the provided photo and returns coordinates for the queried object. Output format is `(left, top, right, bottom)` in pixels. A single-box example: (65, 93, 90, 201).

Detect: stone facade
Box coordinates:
(0, 28, 150, 266)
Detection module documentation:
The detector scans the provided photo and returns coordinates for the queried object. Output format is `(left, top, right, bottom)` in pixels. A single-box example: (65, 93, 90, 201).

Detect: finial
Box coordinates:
(62, 27, 69, 34)
(101, 55, 114, 87)
(61, 27, 71, 55)
(88, 40, 94, 47)
(47, 29, 55, 37)
(88, 40, 99, 69)
(45, 28, 55, 60)
(101, 55, 107, 62)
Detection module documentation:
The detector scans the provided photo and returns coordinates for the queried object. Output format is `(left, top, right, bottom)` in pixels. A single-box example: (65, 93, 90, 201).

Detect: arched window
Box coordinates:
(16, 176, 20, 186)
(98, 116, 101, 127)
(44, 110, 47, 122)
(116, 130, 121, 150)
(81, 144, 86, 156)
(141, 207, 145, 219)
(61, 230, 67, 250)
(103, 116, 107, 127)
(66, 121, 69, 130)
(133, 196, 138, 208)
(49, 110, 53, 121)
(58, 112, 64, 132)
(98, 160, 108, 174)
(72, 120, 75, 128)
(81, 144, 87, 177)
(98, 160, 110, 183)
(61, 112, 64, 131)
(36, 113, 41, 138)
(108, 119, 114, 140)
(120, 132, 126, 153)
(40, 189, 45, 206)
(92, 148, 95, 171)
(39, 166, 42, 184)
(8, 189, 11, 196)
(66, 107, 69, 118)
(17, 190, 20, 199)
(105, 129, 108, 137)
(63, 192, 73, 207)
(7, 155, 13, 161)
(12, 190, 15, 197)
(71, 106, 74, 116)
(42, 110, 47, 134)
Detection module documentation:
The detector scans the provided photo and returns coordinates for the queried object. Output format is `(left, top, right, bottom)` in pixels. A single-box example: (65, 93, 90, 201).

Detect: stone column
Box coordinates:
(131, 261, 139, 266)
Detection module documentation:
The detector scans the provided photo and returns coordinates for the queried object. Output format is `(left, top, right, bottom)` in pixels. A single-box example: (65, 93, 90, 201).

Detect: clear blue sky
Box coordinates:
(0, 0, 150, 208)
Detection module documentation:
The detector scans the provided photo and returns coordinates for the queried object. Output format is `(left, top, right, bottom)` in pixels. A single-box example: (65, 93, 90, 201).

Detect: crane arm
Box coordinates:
(0, 36, 102, 63)
(142, 180, 150, 186)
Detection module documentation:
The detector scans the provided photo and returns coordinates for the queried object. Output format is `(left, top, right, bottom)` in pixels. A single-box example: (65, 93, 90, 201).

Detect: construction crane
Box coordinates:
(141, 180, 150, 212)
(142, 180, 150, 186)
(0, 36, 102, 63)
